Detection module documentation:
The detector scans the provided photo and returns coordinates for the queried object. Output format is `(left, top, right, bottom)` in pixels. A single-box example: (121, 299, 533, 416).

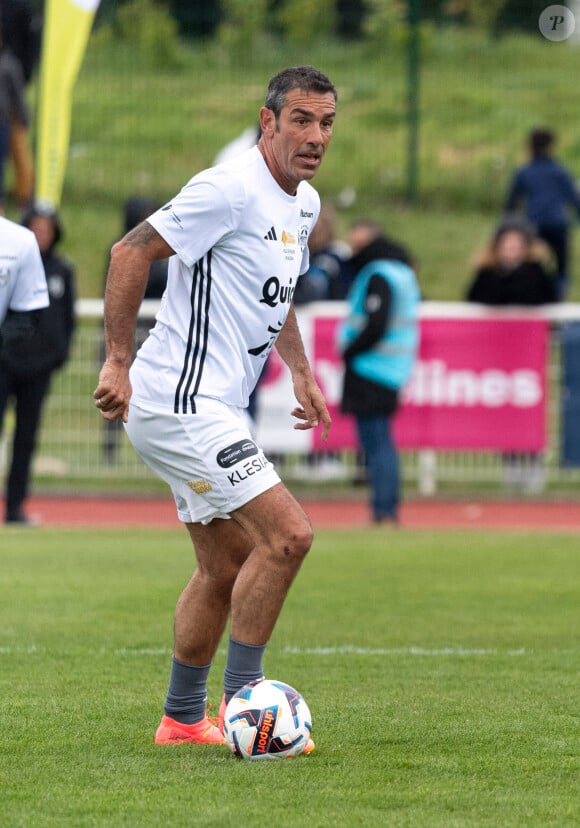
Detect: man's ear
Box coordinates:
(259, 106, 276, 136)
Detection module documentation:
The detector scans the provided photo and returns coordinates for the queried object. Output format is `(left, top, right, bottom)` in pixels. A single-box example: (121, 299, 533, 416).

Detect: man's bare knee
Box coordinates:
(191, 560, 240, 600)
(187, 519, 253, 579)
(277, 520, 313, 564)
(232, 483, 314, 558)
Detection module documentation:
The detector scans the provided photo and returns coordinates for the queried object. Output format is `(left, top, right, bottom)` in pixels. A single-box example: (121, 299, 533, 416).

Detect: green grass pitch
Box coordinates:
(1, 525, 578, 826)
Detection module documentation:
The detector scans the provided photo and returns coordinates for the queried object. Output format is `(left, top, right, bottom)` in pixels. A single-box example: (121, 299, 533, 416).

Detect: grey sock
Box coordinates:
(163, 656, 211, 724)
(223, 637, 266, 702)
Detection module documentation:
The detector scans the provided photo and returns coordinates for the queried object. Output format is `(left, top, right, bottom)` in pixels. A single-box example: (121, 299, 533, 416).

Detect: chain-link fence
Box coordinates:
(2, 301, 580, 498)
(3, 1, 580, 499)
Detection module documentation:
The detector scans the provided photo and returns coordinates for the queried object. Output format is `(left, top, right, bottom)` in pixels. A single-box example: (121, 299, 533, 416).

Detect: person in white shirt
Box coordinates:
(0, 214, 48, 324)
(0, 214, 49, 524)
(94, 66, 336, 751)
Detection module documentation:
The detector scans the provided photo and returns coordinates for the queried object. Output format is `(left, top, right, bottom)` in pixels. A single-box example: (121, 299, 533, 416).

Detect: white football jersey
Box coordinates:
(0, 216, 49, 323)
(130, 147, 320, 413)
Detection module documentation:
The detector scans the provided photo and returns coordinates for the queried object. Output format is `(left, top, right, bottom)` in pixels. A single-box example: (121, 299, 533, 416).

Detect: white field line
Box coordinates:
(283, 646, 527, 657)
(0, 645, 38, 654)
(0, 644, 527, 657)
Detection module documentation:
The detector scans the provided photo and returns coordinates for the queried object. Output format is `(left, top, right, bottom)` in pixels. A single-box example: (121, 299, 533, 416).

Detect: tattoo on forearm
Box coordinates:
(125, 221, 159, 248)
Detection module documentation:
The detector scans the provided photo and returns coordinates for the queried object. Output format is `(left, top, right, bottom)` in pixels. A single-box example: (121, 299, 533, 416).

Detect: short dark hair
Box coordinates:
(264, 66, 337, 117)
(529, 128, 554, 158)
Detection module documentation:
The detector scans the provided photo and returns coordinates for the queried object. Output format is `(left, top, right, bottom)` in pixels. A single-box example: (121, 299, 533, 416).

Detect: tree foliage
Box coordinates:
(275, 0, 337, 45)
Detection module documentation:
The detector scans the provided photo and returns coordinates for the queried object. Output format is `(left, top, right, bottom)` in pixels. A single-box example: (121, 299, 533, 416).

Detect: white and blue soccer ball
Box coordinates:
(223, 679, 312, 760)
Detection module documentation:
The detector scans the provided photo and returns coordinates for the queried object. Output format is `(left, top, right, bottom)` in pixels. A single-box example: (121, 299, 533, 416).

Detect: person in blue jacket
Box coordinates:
(504, 128, 580, 300)
(337, 220, 420, 524)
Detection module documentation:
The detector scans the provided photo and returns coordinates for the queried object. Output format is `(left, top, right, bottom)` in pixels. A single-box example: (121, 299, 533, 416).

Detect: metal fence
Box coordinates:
(2, 300, 580, 498)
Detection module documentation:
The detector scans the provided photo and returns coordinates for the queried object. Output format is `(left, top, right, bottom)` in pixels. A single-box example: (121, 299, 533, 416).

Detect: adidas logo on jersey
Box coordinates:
(264, 226, 277, 241)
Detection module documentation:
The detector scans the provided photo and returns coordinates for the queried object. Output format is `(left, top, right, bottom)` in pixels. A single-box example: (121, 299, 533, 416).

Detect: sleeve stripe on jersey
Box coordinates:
(173, 250, 213, 414)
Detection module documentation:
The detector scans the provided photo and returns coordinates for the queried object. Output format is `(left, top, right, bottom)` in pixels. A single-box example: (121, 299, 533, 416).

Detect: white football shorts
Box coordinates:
(125, 397, 281, 525)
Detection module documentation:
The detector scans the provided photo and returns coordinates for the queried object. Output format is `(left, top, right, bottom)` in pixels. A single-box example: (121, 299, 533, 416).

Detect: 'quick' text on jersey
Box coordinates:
(259, 276, 296, 308)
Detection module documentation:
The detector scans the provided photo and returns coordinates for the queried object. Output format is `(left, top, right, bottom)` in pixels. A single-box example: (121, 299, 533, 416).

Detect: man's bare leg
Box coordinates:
(220, 482, 316, 754)
(228, 483, 313, 645)
(174, 518, 254, 664)
(155, 518, 253, 742)
(158, 482, 312, 738)
(173, 482, 312, 661)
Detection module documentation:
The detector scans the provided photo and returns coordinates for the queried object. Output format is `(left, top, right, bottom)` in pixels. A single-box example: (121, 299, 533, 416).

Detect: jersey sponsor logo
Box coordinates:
(0, 267, 10, 287)
(248, 322, 283, 357)
(300, 209, 313, 218)
(227, 455, 269, 486)
(250, 281, 288, 358)
(259, 276, 295, 308)
(217, 439, 259, 468)
(264, 226, 277, 241)
(187, 479, 213, 494)
(299, 224, 309, 251)
(160, 202, 182, 227)
(281, 229, 298, 261)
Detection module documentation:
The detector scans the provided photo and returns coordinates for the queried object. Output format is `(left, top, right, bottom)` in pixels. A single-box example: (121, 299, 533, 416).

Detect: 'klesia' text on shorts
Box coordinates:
(216, 438, 270, 486)
(227, 455, 269, 486)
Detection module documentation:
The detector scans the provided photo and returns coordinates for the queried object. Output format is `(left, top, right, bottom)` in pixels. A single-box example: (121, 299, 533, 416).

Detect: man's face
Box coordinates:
(260, 89, 336, 194)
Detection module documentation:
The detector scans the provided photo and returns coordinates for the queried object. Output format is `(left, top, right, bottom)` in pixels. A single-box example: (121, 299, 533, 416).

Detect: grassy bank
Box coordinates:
(11, 27, 580, 302)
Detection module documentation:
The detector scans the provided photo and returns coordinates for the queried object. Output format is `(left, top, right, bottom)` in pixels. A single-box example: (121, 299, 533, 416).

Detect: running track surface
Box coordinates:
(11, 496, 580, 531)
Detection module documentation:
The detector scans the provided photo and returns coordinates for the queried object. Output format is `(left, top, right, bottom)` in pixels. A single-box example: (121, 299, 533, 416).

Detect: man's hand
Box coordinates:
(93, 360, 132, 422)
(274, 306, 332, 441)
(291, 373, 332, 441)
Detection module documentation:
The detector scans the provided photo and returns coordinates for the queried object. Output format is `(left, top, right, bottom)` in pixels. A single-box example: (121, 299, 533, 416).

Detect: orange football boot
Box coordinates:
(155, 715, 225, 745)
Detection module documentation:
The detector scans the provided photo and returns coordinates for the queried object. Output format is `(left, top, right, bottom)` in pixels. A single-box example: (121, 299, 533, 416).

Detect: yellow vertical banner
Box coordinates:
(35, 0, 100, 207)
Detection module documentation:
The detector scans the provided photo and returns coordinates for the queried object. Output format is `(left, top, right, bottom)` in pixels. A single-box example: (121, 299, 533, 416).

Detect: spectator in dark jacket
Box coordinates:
(466, 215, 555, 494)
(466, 215, 556, 306)
(504, 128, 580, 299)
(0, 202, 75, 524)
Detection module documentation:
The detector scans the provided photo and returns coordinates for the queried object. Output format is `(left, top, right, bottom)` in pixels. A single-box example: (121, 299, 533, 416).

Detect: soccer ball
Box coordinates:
(223, 678, 312, 760)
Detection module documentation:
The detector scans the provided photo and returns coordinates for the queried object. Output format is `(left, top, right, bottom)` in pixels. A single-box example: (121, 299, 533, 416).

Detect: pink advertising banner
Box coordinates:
(311, 316, 549, 452)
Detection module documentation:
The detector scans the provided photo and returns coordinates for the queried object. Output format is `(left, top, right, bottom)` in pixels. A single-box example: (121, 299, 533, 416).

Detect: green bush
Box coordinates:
(216, 0, 269, 61)
(115, 0, 184, 68)
(363, 0, 406, 44)
(276, 0, 336, 45)
(465, 0, 509, 34)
